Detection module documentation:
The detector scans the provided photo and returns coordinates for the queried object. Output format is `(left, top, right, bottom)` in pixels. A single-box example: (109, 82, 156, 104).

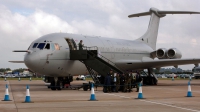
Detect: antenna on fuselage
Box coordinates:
(128, 7, 200, 50)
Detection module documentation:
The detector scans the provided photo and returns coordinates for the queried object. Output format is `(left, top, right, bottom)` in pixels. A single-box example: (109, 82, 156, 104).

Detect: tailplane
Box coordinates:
(128, 7, 200, 50)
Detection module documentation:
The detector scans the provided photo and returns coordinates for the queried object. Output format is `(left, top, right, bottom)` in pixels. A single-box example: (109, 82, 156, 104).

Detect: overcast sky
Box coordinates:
(0, 0, 200, 70)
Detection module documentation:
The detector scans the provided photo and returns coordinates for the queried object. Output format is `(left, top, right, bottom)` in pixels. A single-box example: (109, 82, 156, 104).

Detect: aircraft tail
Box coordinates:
(128, 7, 200, 50)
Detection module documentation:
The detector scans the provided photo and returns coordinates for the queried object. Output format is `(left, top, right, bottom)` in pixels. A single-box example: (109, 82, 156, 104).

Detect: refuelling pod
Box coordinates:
(167, 48, 182, 59)
(156, 48, 168, 59)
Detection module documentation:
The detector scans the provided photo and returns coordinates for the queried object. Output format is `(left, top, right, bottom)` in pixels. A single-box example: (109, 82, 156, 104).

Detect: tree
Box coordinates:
(0, 68, 6, 72)
(6, 68, 11, 71)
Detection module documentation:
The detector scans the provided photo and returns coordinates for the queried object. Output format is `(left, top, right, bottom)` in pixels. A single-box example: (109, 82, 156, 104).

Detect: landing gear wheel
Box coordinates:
(50, 81, 56, 90)
(83, 83, 89, 91)
(56, 81, 62, 90)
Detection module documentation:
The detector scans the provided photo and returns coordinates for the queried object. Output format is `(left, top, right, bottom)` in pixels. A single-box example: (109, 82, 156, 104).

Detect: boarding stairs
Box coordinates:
(70, 46, 124, 84)
(86, 66, 101, 84)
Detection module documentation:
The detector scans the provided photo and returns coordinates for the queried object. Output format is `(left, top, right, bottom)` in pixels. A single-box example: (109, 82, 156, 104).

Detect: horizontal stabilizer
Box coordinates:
(128, 7, 200, 18)
(128, 12, 151, 17)
(9, 61, 24, 63)
(158, 11, 200, 14)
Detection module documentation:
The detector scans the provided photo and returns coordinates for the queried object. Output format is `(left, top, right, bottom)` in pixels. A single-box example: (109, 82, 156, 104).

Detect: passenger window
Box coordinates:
(33, 43, 38, 48)
(37, 43, 46, 50)
(54, 43, 60, 50)
(44, 43, 50, 49)
(51, 43, 55, 50)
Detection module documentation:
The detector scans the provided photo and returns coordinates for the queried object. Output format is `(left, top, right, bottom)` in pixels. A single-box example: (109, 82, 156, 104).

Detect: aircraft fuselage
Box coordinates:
(24, 33, 153, 77)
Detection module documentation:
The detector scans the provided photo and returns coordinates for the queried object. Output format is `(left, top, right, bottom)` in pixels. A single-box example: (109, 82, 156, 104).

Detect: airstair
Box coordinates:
(70, 46, 124, 84)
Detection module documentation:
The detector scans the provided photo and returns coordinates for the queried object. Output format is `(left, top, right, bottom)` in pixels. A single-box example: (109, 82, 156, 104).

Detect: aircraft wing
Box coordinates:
(115, 58, 200, 70)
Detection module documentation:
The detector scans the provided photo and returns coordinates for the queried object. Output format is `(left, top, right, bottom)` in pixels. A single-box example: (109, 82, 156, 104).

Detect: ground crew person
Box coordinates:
(131, 72, 136, 88)
(123, 73, 129, 92)
(104, 73, 112, 93)
(124, 72, 132, 92)
(78, 40, 84, 50)
(113, 73, 117, 92)
(109, 69, 114, 92)
(120, 73, 125, 91)
(135, 71, 142, 92)
(127, 72, 133, 92)
(115, 73, 120, 92)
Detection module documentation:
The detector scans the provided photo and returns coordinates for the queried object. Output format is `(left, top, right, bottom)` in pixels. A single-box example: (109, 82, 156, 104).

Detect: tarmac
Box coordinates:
(0, 79, 200, 112)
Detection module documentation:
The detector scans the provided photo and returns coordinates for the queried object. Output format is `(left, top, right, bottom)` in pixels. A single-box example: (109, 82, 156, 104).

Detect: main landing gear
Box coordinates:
(142, 68, 158, 85)
(45, 76, 73, 91)
(47, 77, 62, 90)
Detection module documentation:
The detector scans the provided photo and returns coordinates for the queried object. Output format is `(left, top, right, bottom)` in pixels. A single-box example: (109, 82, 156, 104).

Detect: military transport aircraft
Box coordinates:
(10, 7, 200, 90)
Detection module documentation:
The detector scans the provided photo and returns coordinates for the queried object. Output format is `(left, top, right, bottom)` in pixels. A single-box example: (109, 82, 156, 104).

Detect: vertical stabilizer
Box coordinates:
(128, 7, 200, 50)
(138, 12, 161, 50)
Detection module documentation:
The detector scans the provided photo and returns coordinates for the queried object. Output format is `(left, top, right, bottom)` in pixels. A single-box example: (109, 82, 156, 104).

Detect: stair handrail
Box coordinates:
(83, 46, 98, 51)
(90, 51, 123, 73)
(82, 46, 123, 73)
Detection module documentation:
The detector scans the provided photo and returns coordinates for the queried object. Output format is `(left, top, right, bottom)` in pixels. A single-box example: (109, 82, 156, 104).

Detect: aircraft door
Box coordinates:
(65, 38, 77, 50)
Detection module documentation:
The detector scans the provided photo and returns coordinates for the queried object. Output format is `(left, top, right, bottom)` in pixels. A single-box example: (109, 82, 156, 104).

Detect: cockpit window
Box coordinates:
(37, 43, 46, 49)
(33, 43, 38, 48)
(44, 43, 50, 49)
(51, 43, 55, 50)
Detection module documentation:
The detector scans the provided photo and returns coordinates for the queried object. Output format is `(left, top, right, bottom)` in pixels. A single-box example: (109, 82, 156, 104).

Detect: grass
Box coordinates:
(157, 77, 193, 80)
(0, 77, 44, 80)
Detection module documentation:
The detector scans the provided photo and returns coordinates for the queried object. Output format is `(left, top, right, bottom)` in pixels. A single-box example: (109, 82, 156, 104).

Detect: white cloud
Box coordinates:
(0, 5, 76, 69)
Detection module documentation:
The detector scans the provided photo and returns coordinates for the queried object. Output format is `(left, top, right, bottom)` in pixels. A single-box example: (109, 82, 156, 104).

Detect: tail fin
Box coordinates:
(128, 7, 200, 50)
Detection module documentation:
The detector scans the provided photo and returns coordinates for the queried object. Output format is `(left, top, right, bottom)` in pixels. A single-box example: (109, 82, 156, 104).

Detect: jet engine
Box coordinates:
(167, 48, 182, 59)
(156, 48, 168, 59)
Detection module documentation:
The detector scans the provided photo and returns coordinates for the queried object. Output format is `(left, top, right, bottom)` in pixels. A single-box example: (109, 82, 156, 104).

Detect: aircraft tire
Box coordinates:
(50, 81, 56, 90)
(56, 81, 62, 90)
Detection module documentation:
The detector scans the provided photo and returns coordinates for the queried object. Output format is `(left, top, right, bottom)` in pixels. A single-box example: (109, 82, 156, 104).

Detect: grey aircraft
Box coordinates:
(10, 8, 200, 90)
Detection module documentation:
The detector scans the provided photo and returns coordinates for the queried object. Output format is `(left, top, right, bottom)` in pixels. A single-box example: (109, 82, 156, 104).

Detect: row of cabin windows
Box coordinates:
(32, 43, 60, 50)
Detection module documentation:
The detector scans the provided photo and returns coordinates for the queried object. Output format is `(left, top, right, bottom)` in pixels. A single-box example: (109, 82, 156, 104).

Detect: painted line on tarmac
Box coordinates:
(104, 93, 200, 112)
(147, 87, 200, 93)
(7, 81, 18, 111)
(140, 100, 200, 112)
(104, 93, 130, 99)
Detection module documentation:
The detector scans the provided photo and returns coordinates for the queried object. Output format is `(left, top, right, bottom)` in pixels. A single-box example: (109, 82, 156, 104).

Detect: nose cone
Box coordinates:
(24, 52, 40, 72)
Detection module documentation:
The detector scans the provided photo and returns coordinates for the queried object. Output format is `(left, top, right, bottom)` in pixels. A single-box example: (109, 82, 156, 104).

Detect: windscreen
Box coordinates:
(37, 43, 46, 49)
(33, 43, 38, 48)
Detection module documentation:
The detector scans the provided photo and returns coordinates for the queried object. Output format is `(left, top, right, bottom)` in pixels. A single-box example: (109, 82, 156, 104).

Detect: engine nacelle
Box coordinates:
(167, 48, 182, 59)
(156, 48, 168, 59)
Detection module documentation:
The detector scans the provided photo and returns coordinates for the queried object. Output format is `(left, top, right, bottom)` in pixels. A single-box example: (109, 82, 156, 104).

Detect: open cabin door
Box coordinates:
(65, 38, 77, 50)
